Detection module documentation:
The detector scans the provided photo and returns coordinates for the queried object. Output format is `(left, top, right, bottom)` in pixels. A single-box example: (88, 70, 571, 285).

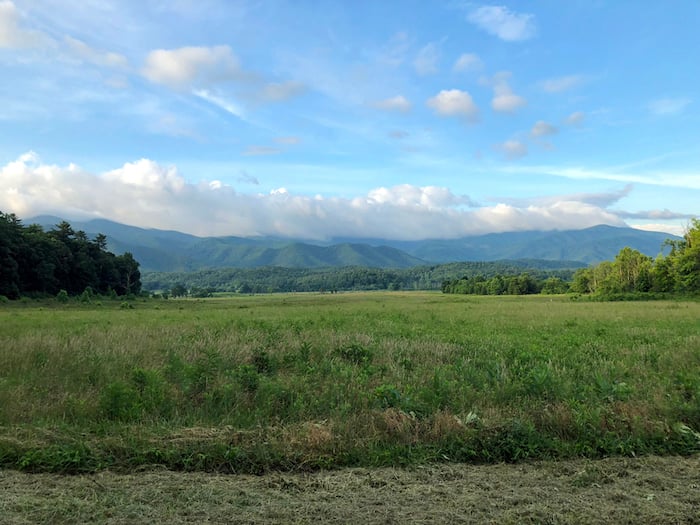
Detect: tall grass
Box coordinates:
(1, 293, 699, 472)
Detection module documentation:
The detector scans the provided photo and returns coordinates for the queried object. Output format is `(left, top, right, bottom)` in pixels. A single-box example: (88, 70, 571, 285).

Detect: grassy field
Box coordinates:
(1, 292, 699, 473)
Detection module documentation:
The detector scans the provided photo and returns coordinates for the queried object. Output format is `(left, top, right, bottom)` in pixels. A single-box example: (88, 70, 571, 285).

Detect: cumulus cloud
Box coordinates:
(499, 140, 527, 160)
(488, 72, 526, 113)
(142, 45, 242, 89)
(452, 53, 482, 73)
(373, 95, 412, 113)
(0, 0, 51, 48)
(413, 42, 440, 75)
(426, 89, 479, 121)
(565, 111, 585, 126)
(540, 75, 584, 93)
(467, 5, 536, 42)
(531, 120, 558, 137)
(1, 153, 636, 240)
(648, 97, 692, 116)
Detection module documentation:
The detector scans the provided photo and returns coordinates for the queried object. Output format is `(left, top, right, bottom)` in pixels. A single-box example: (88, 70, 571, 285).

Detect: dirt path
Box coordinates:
(2, 455, 699, 524)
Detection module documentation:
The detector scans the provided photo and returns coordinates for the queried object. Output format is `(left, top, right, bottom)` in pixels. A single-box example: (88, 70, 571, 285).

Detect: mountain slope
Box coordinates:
(27, 217, 679, 271)
(337, 225, 675, 264)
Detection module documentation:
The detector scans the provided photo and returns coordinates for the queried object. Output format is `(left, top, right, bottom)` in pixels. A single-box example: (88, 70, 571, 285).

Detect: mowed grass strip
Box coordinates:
(1, 293, 699, 472)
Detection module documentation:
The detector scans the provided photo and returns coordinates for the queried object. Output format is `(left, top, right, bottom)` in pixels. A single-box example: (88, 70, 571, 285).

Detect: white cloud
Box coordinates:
(531, 120, 558, 137)
(426, 89, 479, 121)
(490, 72, 526, 113)
(1, 153, 637, 240)
(501, 185, 633, 208)
(193, 89, 246, 118)
(365, 184, 475, 208)
(142, 45, 241, 89)
(630, 223, 686, 236)
(503, 164, 700, 190)
(452, 53, 482, 73)
(467, 5, 536, 42)
(540, 75, 584, 93)
(614, 208, 695, 220)
(0, 0, 51, 48)
(499, 140, 527, 160)
(648, 97, 692, 116)
(373, 95, 412, 113)
(565, 111, 585, 126)
(414, 42, 440, 75)
(63, 36, 128, 69)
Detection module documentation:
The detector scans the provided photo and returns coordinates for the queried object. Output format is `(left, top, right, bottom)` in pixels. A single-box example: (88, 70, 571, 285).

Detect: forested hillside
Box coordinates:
(0, 212, 141, 299)
(142, 260, 584, 295)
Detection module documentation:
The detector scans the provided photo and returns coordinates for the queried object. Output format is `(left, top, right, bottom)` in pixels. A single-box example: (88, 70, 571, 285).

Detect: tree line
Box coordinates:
(0, 212, 141, 299)
(143, 261, 580, 295)
(441, 274, 569, 295)
(443, 219, 699, 297)
(570, 218, 700, 295)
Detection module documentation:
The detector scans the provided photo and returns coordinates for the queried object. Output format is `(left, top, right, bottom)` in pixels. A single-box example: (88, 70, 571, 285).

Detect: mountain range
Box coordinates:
(29, 216, 677, 272)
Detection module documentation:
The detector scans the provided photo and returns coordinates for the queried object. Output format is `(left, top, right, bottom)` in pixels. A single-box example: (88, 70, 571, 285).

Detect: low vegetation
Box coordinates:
(1, 292, 699, 474)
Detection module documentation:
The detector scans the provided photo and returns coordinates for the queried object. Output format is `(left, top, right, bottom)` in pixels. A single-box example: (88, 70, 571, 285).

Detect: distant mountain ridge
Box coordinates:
(28, 216, 678, 272)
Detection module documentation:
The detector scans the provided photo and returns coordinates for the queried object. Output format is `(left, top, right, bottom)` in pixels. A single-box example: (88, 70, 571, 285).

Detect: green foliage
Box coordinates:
(572, 219, 699, 298)
(0, 212, 142, 299)
(56, 289, 69, 303)
(338, 343, 373, 365)
(142, 260, 583, 294)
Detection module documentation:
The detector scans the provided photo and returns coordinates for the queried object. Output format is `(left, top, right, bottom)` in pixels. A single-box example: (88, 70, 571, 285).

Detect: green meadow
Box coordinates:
(1, 292, 699, 473)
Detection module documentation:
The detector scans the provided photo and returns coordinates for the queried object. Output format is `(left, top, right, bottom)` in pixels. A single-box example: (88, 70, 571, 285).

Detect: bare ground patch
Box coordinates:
(2, 455, 699, 524)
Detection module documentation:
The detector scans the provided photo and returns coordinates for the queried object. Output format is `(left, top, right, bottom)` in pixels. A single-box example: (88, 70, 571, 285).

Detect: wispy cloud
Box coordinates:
(452, 53, 483, 73)
(531, 120, 558, 137)
(565, 111, 585, 126)
(467, 5, 536, 42)
(63, 36, 128, 69)
(373, 95, 412, 113)
(614, 209, 696, 220)
(193, 89, 246, 119)
(414, 41, 441, 75)
(499, 185, 633, 208)
(142, 45, 243, 90)
(498, 140, 527, 160)
(260, 81, 305, 102)
(540, 75, 585, 93)
(237, 170, 259, 185)
(242, 146, 282, 156)
(648, 97, 692, 116)
(0, 0, 53, 48)
(503, 164, 700, 190)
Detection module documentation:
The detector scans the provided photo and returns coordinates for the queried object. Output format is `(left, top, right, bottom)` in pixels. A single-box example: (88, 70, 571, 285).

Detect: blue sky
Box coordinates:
(0, 0, 698, 239)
